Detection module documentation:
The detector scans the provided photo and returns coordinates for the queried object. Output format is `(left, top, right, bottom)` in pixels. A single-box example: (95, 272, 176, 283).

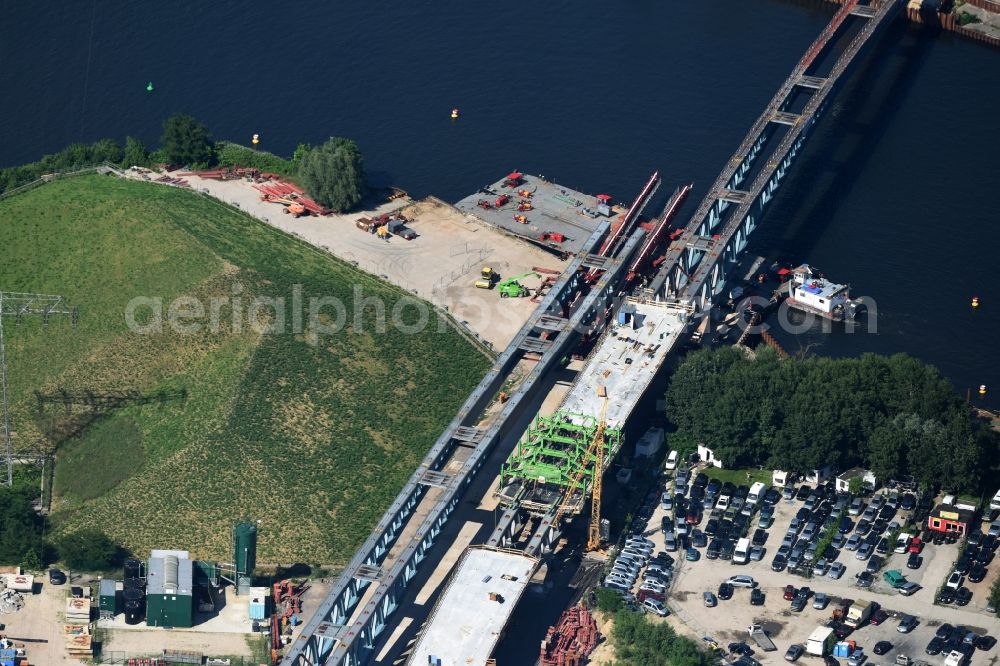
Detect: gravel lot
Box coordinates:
(609, 467, 1000, 665)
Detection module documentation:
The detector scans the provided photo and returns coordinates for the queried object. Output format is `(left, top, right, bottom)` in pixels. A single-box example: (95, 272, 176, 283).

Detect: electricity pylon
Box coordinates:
(0, 292, 77, 486)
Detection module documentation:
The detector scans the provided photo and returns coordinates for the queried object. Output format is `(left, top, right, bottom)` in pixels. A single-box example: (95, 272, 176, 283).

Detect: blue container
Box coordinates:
(617, 310, 629, 325)
(249, 601, 267, 620)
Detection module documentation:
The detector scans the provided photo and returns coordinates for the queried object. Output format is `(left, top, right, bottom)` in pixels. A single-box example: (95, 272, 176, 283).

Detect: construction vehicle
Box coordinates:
(513, 214, 528, 224)
(376, 226, 391, 240)
(477, 199, 492, 209)
(481, 267, 496, 281)
(517, 201, 533, 212)
(844, 600, 872, 628)
(747, 624, 777, 652)
(475, 280, 492, 289)
(807, 627, 837, 657)
(539, 232, 566, 243)
(494, 194, 510, 207)
(517, 189, 533, 198)
(497, 272, 541, 298)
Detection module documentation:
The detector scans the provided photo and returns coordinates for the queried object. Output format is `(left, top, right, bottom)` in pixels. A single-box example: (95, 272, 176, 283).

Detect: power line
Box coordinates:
(0, 292, 78, 486)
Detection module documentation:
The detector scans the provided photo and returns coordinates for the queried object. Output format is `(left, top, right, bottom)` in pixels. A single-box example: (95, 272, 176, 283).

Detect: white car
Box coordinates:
(946, 570, 964, 590)
(725, 575, 756, 588)
(643, 598, 669, 616)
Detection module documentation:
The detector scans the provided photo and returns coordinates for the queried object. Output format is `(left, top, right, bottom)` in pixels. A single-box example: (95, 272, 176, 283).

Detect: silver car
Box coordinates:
(828, 562, 846, 579)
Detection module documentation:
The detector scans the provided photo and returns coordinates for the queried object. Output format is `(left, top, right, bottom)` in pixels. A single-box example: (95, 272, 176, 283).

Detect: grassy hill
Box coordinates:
(0, 174, 489, 563)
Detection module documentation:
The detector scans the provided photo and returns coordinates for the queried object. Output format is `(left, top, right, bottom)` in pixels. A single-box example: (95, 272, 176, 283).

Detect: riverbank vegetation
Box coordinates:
(665, 347, 999, 494)
(1, 174, 487, 562)
(0, 113, 367, 212)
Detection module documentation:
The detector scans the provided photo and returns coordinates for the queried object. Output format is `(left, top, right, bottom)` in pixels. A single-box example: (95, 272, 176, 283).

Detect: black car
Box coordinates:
(693, 531, 708, 548)
(936, 624, 955, 640)
(771, 555, 787, 572)
(875, 537, 890, 555)
(833, 623, 853, 640)
(968, 530, 983, 547)
(937, 589, 956, 604)
(750, 588, 765, 606)
(707, 478, 722, 495)
(48, 568, 66, 585)
(790, 595, 807, 612)
(866, 555, 883, 573)
(956, 553, 973, 574)
(976, 635, 997, 651)
(873, 641, 893, 656)
(856, 520, 871, 536)
(797, 507, 811, 521)
(720, 540, 735, 560)
(969, 563, 987, 583)
(764, 488, 781, 505)
(955, 587, 973, 606)
(906, 552, 923, 569)
(705, 518, 719, 536)
(926, 637, 945, 655)
(694, 472, 708, 488)
(855, 571, 874, 588)
(839, 517, 854, 534)
(729, 642, 754, 656)
(718, 582, 734, 600)
(975, 548, 993, 565)
(752, 528, 768, 546)
(796, 485, 812, 501)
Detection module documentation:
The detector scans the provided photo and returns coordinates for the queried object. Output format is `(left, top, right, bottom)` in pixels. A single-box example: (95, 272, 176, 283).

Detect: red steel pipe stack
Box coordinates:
(539, 606, 600, 666)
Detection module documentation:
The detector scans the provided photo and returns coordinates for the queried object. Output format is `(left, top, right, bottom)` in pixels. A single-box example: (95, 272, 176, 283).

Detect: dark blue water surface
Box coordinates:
(2, 0, 997, 407)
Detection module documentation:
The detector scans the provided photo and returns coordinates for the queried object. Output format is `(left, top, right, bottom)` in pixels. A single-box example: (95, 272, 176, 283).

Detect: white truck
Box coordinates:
(844, 600, 873, 628)
(747, 624, 776, 652)
(944, 650, 968, 666)
(807, 626, 836, 656)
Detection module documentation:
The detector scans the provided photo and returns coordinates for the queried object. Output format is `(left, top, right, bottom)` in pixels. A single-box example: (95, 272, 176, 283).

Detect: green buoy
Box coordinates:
(146, 82, 154, 93)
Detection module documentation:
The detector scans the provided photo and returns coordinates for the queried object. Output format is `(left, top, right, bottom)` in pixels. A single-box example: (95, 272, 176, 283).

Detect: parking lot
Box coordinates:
(601, 465, 1000, 665)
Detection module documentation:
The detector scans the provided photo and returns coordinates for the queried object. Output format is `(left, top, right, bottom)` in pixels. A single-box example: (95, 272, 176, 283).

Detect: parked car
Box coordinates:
(785, 645, 804, 662)
(718, 582, 734, 600)
(643, 598, 669, 616)
(813, 592, 828, 609)
(783, 584, 797, 601)
(49, 568, 67, 585)
(750, 588, 765, 606)
(847, 649, 867, 666)
(855, 542, 873, 560)
(897, 614, 918, 633)
(906, 552, 923, 569)
(955, 587, 972, 606)
(829, 562, 846, 579)
(946, 571, 964, 590)
(703, 591, 717, 607)
(926, 637, 945, 655)
(855, 571, 874, 588)
(968, 563, 987, 583)
(846, 534, 862, 551)
(726, 575, 756, 588)
(771, 555, 787, 572)
(813, 558, 829, 576)
(866, 555, 883, 573)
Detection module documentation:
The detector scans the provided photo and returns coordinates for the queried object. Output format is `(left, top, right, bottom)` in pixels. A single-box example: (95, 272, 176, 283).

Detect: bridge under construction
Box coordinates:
(283, 2, 905, 664)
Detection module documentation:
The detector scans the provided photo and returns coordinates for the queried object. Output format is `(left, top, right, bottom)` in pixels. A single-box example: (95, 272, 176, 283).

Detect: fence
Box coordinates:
(96, 653, 255, 665)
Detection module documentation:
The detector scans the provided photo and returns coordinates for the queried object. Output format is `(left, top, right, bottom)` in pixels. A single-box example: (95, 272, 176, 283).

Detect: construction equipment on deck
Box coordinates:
(477, 199, 492, 209)
(517, 201, 533, 212)
(549, 388, 610, 552)
(494, 194, 510, 208)
(497, 272, 541, 299)
(481, 267, 496, 281)
(475, 280, 492, 289)
(513, 214, 528, 224)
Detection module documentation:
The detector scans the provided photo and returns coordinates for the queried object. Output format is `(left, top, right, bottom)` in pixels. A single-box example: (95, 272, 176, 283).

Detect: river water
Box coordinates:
(3, 1, 996, 407)
(4, 2, 995, 407)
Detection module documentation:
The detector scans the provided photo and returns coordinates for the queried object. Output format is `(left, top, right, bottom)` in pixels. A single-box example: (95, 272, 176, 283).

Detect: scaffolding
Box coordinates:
(498, 410, 621, 515)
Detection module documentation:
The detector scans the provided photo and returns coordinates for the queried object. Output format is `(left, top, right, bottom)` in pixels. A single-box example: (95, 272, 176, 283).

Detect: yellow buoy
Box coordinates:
(451, 108, 459, 119)
(980, 384, 987, 396)
(252, 133, 260, 146)
(972, 296, 979, 308)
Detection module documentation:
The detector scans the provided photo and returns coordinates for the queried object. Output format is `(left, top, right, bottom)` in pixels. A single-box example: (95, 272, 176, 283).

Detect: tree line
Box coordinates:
(0, 484, 120, 571)
(0, 114, 366, 212)
(664, 347, 1000, 495)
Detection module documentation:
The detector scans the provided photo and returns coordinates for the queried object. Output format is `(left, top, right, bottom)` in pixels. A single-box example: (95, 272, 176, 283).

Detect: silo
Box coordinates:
(123, 587, 145, 624)
(233, 522, 258, 577)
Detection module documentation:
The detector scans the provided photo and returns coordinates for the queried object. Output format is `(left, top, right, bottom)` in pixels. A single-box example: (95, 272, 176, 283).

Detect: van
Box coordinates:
(748, 482, 766, 505)
(894, 533, 912, 554)
(665, 450, 679, 471)
(991, 488, 1000, 513)
(734, 538, 751, 564)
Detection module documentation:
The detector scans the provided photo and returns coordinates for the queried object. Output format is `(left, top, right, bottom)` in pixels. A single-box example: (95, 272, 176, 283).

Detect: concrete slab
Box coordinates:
(406, 547, 538, 666)
(455, 174, 623, 256)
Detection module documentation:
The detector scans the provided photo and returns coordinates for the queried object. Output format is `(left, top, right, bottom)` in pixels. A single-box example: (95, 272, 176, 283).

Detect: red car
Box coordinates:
(784, 584, 797, 601)
(638, 588, 665, 602)
(908, 537, 924, 554)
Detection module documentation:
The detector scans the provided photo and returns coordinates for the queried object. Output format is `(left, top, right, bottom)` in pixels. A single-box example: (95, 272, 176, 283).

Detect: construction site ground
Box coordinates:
(0, 579, 87, 666)
(135, 169, 571, 352)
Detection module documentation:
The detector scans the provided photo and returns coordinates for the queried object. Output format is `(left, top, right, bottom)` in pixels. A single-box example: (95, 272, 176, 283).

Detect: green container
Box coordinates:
(98, 579, 119, 613)
(234, 521, 257, 576)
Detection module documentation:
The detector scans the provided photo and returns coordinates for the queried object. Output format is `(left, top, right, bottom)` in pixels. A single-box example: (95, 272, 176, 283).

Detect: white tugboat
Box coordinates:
(785, 264, 861, 321)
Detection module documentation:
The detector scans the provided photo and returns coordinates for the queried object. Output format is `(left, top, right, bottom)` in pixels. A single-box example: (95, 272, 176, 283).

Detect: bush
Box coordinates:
(160, 113, 214, 167)
(297, 137, 366, 212)
(215, 141, 295, 176)
(0, 487, 47, 567)
(54, 529, 121, 571)
(956, 11, 982, 25)
(595, 587, 625, 613)
(610, 609, 710, 666)
(122, 136, 149, 168)
(0, 138, 124, 194)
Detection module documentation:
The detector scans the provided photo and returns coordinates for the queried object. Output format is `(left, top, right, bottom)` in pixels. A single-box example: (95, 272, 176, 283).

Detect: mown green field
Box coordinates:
(0, 174, 489, 563)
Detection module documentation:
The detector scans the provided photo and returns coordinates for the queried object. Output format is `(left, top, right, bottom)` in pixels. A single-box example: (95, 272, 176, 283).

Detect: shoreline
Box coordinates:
(805, 0, 1000, 47)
